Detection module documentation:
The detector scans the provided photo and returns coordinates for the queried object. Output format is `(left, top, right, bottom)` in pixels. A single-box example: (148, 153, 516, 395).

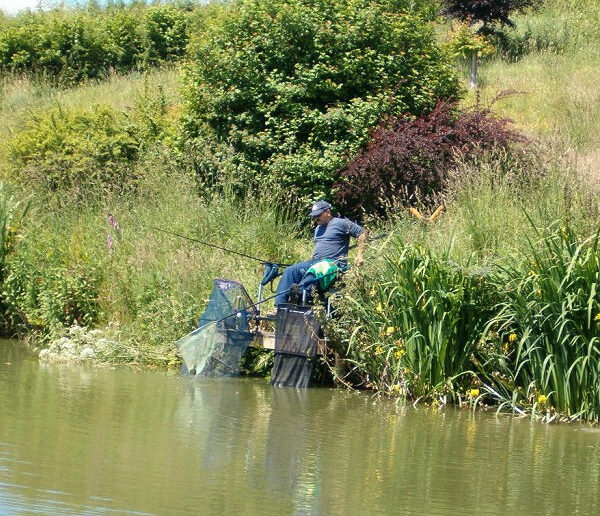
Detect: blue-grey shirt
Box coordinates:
(312, 217, 364, 262)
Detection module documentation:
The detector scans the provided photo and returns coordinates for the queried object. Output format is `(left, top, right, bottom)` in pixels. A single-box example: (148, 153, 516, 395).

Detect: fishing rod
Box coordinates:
(145, 224, 292, 267)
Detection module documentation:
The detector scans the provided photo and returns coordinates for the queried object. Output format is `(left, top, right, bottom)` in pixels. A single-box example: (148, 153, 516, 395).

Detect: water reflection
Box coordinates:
(1, 340, 600, 515)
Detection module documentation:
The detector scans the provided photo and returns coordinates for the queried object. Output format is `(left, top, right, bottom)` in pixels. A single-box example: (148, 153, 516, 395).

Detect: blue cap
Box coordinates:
(309, 200, 332, 217)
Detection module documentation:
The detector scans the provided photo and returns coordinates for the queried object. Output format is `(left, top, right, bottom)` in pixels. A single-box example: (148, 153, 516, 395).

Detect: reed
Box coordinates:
(478, 222, 600, 421)
(327, 239, 494, 400)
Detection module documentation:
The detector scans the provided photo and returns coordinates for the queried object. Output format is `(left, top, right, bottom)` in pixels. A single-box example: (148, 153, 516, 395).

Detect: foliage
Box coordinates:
(334, 102, 524, 218)
(476, 223, 600, 422)
(326, 240, 495, 399)
(486, 0, 600, 60)
(4, 83, 171, 196)
(2, 257, 102, 335)
(0, 3, 192, 83)
(0, 183, 29, 333)
(444, 21, 495, 59)
(181, 0, 460, 204)
(440, 0, 542, 33)
(6, 104, 141, 194)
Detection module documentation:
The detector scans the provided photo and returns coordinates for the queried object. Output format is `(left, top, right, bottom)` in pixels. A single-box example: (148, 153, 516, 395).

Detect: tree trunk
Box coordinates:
(469, 53, 479, 89)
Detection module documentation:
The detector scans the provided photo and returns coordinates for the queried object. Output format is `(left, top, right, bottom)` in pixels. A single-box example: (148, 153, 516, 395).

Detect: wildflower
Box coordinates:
(537, 394, 548, 404)
(376, 302, 383, 313)
(390, 384, 401, 395)
(403, 367, 411, 374)
(369, 288, 376, 297)
(502, 343, 509, 354)
(107, 213, 121, 232)
(386, 326, 395, 335)
(375, 345, 384, 355)
(469, 388, 480, 397)
(594, 313, 600, 322)
(106, 233, 114, 253)
(529, 270, 536, 277)
(508, 333, 517, 342)
(394, 349, 405, 359)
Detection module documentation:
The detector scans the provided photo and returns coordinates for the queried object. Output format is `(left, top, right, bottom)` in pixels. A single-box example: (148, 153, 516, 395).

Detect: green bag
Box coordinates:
(305, 259, 339, 291)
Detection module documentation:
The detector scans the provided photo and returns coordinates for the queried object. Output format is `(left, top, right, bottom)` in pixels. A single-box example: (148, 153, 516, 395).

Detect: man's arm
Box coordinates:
(355, 230, 368, 267)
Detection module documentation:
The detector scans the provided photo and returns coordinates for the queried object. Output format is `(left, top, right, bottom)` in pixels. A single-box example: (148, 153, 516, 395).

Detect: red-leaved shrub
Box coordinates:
(334, 102, 525, 218)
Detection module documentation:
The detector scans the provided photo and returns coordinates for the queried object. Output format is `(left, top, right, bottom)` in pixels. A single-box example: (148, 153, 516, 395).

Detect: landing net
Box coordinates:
(176, 279, 257, 377)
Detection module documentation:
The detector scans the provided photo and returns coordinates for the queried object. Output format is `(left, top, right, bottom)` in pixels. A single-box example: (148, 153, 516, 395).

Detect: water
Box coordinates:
(1, 339, 599, 515)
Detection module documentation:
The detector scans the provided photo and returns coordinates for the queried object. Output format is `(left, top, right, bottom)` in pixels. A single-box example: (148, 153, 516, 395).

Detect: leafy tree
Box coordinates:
(182, 0, 461, 203)
(441, 0, 542, 34)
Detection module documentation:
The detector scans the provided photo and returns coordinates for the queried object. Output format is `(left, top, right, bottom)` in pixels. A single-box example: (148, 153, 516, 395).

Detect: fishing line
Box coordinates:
(145, 224, 292, 267)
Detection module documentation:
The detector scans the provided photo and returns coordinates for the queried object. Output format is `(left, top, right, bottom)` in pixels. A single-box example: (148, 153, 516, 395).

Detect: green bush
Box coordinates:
(143, 5, 189, 64)
(2, 257, 101, 335)
(4, 82, 173, 196)
(181, 0, 460, 203)
(0, 3, 195, 82)
(6, 104, 141, 194)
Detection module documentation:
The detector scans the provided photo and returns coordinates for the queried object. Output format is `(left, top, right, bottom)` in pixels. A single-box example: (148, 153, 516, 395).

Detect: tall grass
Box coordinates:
(2, 153, 308, 364)
(478, 223, 600, 422)
(328, 147, 600, 421)
(327, 240, 494, 399)
(473, 0, 600, 150)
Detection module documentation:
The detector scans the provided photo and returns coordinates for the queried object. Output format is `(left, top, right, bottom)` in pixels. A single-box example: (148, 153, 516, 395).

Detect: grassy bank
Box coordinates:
(474, 0, 600, 152)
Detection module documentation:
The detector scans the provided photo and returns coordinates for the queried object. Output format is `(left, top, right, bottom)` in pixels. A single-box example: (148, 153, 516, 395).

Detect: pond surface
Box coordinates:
(1, 339, 600, 515)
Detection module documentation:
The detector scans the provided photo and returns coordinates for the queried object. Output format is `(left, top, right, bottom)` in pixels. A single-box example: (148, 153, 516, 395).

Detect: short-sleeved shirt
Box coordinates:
(312, 217, 364, 262)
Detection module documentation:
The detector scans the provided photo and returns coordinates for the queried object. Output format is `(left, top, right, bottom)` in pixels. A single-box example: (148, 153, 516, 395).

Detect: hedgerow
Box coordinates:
(0, 3, 191, 83)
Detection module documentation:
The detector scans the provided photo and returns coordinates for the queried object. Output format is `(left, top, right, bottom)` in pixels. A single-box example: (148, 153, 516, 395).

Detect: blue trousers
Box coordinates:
(275, 259, 319, 306)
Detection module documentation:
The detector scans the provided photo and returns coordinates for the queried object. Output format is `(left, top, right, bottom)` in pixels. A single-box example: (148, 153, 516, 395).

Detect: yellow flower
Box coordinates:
(594, 313, 600, 321)
(369, 288, 376, 297)
(403, 367, 411, 374)
(508, 333, 518, 342)
(375, 345, 384, 355)
(394, 349, 405, 359)
(537, 394, 548, 404)
(386, 326, 395, 335)
(502, 343, 509, 354)
(376, 302, 383, 313)
(469, 388, 480, 397)
(390, 384, 401, 395)
(529, 270, 536, 277)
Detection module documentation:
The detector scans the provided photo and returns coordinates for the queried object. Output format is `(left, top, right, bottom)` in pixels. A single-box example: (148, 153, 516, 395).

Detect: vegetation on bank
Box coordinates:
(0, 1, 196, 83)
(1, 0, 600, 422)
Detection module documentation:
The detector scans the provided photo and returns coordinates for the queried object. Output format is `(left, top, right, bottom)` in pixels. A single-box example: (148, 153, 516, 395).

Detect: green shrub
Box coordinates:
(143, 5, 189, 64)
(181, 0, 460, 204)
(6, 104, 141, 194)
(0, 3, 195, 83)
(2, 257, 101, 335)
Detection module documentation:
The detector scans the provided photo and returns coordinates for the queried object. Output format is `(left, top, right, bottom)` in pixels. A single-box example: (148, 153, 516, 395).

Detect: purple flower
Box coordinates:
(108, 213, 121, 232)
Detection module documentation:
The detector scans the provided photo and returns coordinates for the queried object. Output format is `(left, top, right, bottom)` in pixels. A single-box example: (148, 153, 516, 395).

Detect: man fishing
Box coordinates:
(274, 200, 367, 306)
